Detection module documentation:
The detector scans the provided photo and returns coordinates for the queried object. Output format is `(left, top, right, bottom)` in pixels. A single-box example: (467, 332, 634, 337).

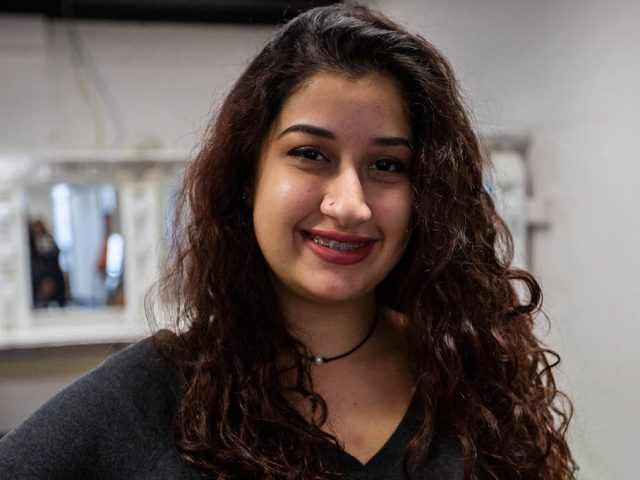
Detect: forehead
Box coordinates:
(271, 72, 412, 140)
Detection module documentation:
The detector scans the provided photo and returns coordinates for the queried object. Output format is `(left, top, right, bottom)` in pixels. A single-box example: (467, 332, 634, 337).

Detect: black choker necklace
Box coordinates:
(307, 310, 379, 365)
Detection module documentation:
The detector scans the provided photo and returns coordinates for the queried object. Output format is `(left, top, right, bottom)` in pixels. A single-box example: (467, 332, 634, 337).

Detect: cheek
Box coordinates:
(254, 173, 319, 232)
(374, 189, 412, 239)
(276, 178, 315, 206)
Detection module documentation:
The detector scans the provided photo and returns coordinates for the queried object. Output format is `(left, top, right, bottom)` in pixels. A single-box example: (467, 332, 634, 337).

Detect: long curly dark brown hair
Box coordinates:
(150, 4, 576, 479)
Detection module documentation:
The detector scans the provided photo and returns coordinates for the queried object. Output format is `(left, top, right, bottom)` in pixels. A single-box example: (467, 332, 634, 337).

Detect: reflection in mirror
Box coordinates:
(26, 183, 125, 310)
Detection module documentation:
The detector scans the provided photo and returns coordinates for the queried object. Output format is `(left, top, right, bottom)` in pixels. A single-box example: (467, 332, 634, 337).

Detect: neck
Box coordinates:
(279, 293, 378, 362)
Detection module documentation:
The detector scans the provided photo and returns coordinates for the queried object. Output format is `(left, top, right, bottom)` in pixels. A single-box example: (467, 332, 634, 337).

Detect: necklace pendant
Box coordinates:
(306, 309, 379, 366)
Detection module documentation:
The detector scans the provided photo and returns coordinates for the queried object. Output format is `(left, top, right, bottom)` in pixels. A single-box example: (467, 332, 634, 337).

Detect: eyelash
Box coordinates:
(288, 147, 327, 162)
(371, 159, 406, 173)
(287, 147, 407, 173)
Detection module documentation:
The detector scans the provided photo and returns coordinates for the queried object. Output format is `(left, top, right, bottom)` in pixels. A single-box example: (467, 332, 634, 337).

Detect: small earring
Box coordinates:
(242, 190, 252, 206)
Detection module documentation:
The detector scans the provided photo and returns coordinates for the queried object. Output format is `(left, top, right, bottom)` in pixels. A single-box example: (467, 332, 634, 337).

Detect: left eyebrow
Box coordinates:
(371, 136, 413, 151)
(278, 124, 335, 139)
(278, 123, 413, 152)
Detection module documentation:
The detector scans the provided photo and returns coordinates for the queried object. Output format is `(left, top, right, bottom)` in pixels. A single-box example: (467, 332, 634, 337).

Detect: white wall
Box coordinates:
(1, 2, 639, 478)
(372, 1, 640, 479)
(0, 16, 275, 152)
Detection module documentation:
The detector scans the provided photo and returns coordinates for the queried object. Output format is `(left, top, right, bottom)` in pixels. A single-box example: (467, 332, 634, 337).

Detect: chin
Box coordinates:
(301, 282, 374, 305)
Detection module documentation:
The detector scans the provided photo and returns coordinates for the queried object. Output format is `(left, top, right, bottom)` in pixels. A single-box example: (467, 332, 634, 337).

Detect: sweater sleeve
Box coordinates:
(0, 368, 107, 479)
(0, 336, 189, 480)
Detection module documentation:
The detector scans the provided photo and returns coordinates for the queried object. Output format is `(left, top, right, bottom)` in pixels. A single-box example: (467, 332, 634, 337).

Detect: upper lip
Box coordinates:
(305, 228, 376, 243)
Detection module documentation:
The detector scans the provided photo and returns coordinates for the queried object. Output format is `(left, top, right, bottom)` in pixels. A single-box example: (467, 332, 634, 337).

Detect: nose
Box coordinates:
(320, 167, 372, 227)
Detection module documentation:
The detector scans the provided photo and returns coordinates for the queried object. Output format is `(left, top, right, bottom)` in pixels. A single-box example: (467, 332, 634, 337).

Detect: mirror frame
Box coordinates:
(0, 150, 187, 349)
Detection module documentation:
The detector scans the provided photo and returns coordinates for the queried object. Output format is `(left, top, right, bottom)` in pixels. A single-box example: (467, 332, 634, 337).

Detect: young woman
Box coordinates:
(0, 4, 575, 479)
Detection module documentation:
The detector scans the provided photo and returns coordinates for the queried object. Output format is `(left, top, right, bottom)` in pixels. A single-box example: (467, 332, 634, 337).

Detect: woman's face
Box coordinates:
(252, 72, 413, 306)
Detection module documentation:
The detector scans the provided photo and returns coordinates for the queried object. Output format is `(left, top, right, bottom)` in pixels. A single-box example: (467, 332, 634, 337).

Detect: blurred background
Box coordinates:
(0, 0, 638, 478)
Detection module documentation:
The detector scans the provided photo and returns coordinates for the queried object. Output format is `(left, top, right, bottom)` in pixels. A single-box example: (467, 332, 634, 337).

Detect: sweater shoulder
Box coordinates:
(88, 331, 182, 400)
(0, 331, 189, 479)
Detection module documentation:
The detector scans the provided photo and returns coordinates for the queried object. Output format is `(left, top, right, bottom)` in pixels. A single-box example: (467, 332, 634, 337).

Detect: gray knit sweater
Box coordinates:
(0, 337, 470, 479)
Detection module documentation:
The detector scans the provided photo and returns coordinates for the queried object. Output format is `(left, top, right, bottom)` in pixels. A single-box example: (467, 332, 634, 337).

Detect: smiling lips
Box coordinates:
(302, 229, 376, 265)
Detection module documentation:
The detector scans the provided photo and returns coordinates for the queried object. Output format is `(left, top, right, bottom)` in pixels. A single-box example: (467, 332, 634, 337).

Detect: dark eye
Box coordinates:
(371, 159, 406, 173)
(288, 147, 327, 162)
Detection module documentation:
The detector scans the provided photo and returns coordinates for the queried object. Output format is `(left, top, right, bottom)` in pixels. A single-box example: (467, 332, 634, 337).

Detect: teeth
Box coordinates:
(311, 235, 367, 251)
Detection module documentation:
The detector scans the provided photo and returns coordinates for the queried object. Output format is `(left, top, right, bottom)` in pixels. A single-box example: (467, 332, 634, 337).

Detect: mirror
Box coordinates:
(0, 151, 189, 348)
(26, 183, 125, 310)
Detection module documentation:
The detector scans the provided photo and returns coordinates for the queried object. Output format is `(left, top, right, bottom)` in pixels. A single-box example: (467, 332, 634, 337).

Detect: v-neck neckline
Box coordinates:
(318, 397, 421, 474)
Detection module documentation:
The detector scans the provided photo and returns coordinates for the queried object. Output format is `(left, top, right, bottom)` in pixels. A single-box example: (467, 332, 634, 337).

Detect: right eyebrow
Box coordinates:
(277, 124, 336, 140)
